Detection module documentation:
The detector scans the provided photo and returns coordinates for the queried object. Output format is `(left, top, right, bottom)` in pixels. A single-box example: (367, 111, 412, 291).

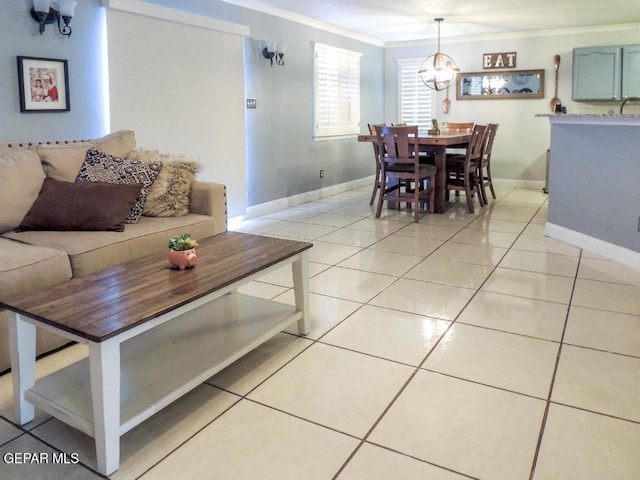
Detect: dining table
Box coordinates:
(357, 131, 471, 214)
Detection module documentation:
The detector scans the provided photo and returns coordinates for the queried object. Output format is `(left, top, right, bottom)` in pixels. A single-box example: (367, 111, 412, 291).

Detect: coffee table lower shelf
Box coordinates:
(23, 293, 301, 457)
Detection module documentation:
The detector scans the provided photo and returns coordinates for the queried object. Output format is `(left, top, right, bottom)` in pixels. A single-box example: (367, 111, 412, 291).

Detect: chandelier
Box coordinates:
(418, 18, 459, 91)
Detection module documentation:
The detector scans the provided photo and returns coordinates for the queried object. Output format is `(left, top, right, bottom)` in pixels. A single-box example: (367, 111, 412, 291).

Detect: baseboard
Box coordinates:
(545, 222, 640, 271)
(243, 176, 375, 219)
(494, 178, 546, 191)
(231, 175, 544, 225)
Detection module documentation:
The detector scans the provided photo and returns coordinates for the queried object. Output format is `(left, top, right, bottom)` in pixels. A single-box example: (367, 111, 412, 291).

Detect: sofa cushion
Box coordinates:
(93, 130, 136, 158)
(17, 178, 143, 233)
(127, 149, 201, 217)
(0, 238, 72, 301)
(0, 149, 45, 234)
(4, 214, 219, 277)
(0, 145, 27, 156)
(76, 149, 162, 224)
(36, 142, 96, 181)
(0, 238, 74, 374)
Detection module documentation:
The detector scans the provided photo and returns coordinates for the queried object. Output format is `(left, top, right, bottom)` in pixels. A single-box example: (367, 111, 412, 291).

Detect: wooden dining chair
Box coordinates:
(367, 123, 386, 205)
(375, 125, 436, 222)
(478, 123, 499, 205)
(446, 124, 487, 214)
(442, 122, 474, 133)
(443, 122, 474, 158)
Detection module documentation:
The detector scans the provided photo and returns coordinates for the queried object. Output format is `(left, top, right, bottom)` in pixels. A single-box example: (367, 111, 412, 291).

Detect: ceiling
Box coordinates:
(224, 0, 640, 44)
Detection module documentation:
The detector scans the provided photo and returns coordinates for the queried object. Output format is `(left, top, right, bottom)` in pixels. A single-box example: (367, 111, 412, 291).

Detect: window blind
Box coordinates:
(398, 60, 433, 134)
(313, 43, 361, 139)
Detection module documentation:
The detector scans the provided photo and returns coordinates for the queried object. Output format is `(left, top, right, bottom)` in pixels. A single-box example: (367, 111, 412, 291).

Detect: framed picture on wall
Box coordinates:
(17, 56, 70, 113)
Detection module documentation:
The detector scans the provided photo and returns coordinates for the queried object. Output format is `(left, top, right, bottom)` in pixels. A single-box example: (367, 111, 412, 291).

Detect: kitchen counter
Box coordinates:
(536, 113, 640, 117)
(539, 114, 640, 270)
(535, 113, 640, 125)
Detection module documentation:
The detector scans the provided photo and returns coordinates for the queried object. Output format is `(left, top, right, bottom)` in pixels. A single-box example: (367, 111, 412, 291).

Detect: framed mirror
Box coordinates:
(456, 69, 545, 100)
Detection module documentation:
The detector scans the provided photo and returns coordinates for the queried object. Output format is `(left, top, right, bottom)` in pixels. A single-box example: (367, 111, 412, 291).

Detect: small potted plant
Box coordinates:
(167, 233, 199, 270)
(429, 118, 440, 135)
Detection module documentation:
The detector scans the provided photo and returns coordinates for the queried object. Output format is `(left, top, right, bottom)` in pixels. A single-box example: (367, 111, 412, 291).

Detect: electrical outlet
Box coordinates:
(319, 170, 324, 178)
(246, 98, 257, 109)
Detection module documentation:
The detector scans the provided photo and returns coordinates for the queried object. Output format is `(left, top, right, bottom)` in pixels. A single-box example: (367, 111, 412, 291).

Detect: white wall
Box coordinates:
(385, 24, 640, 183)
(106, 2, 248, 216)
(109, 0, 386, 212)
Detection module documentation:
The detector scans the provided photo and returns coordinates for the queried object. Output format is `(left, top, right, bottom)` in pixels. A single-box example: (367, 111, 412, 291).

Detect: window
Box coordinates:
(397, 59, 433, 134)
(313, 42, 361, 140)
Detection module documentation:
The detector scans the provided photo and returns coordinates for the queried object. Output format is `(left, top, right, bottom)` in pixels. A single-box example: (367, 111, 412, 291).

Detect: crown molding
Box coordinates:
(219, 0, 384, 46)
(386, 22, 640, 48)
(102, 0, 250, 36)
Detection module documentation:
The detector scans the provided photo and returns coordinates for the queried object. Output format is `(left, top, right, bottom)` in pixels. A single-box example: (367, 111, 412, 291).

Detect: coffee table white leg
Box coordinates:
(292, 250, 310, 335)
(89, 339, 121, 476)
(7, 312, 36, 424)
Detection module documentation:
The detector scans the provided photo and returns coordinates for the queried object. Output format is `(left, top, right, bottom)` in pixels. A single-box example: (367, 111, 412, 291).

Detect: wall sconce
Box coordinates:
(31, 0, 77, 38)
(262, 41, 286, 66)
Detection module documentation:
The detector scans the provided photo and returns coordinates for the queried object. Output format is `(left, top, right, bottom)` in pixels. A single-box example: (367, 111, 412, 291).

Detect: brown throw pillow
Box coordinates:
(75, 148, 162, 223)
(17, 178, 143, 232)
(127, 149, 201, 217)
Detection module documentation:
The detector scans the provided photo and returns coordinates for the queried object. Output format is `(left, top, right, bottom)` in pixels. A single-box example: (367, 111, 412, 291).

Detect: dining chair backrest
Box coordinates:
(368, 123, 386, 152)
(482, 123, 499, 164)
(371, 124, 388, 162)
(442, 122, 474, 133)
(445, 124, 487, 214)
(369, 123, 390, 161)
(466, 124, 487, 166)
(367, 123, 387, 205)
(478, 123, 499, 204)
(379, 125, 418, 165)
(368, 123, 386, 135)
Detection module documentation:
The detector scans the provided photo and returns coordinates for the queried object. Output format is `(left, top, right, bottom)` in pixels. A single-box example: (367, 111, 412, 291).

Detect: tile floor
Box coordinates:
(1, 186, 639, 479)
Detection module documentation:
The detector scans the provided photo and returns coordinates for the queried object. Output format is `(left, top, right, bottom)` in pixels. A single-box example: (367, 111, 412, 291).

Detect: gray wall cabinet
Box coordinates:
(573, 45, 640, 101)
(622, 45, 640, 98)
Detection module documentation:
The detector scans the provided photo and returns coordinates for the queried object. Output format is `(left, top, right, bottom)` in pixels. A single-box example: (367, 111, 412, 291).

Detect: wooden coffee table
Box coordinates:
(2, 232, 312, 475)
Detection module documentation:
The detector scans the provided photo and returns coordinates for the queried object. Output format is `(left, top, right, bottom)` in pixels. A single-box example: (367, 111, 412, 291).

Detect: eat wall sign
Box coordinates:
(483, 52, 517, 69)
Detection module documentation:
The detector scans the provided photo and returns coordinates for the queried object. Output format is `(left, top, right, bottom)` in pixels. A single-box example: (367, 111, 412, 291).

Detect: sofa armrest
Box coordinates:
(190, 181, 227, 232)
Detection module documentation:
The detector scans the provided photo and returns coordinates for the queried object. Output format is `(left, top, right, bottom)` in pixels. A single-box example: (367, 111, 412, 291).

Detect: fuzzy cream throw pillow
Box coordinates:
(126, 149, 201, 217)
